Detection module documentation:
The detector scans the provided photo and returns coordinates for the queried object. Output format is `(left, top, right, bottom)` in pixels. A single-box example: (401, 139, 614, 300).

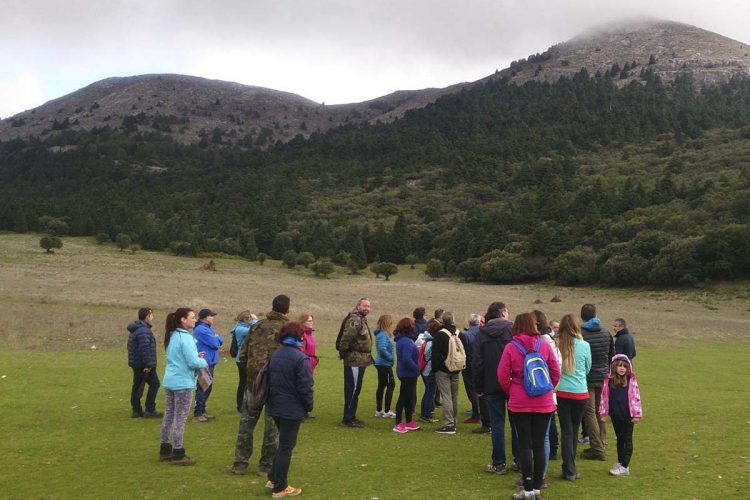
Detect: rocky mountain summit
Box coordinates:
(1, 18, 748, 147)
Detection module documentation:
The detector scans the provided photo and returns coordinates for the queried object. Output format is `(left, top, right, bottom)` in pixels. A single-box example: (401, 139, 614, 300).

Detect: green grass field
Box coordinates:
(0, 234, 749, 498)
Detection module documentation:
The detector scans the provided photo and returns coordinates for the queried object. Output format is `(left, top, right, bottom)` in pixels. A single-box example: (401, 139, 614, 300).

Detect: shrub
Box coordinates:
(257, 252, 267, 265)
(425, 259, 444, 280)
(456, 257, 482, 282)
(310, 260, 334, 278)
(95, 233, 109, 244)
(405, 254, 419, 269)
(599, 254, 650, 286)
(282, 250, 297, 269)
(551, 247, 597, 285)
(479, 252, 529, 283)
(39, 236, 62, 253)
(115, 233, 132, 252)
(296, 251, 315, 268)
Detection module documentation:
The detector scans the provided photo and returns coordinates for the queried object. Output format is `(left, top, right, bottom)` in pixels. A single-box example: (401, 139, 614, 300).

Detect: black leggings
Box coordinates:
(511, 411, 553, 491)
(612, 418, 634, 468)
(375, 366, 395, 412)
(395, 376, 418, 424)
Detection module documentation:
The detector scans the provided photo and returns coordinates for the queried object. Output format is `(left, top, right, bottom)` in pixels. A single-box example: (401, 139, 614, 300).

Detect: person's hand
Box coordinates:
(198, 351, 205, 358)
(632, 417, 641, 424)
(476, 392, 485, 399)
(600, 416, 607, 423)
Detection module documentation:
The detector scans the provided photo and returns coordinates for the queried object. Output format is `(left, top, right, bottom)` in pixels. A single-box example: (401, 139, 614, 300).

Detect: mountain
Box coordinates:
(1, 18, 748, 146)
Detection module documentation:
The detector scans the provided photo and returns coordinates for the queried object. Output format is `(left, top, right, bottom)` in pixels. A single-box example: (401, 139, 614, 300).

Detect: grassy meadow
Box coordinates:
(0, 233, 749, 498)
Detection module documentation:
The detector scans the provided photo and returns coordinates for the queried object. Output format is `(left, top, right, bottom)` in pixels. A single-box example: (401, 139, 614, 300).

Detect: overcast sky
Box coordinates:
(1, 0, 749, 119)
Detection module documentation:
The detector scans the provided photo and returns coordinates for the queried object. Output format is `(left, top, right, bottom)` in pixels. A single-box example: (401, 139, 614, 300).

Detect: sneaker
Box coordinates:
(511, 490, 535, 500)
(192, 415, 209, 423)
(143, 410, 163, 418)
(472, 426, 491, 434)
(341, 420, 364, 428)
(383, 411, 396, 418)
(581, 449, 606, 461)
(485, 463, 507, 475)
(611, 465, 630, 476)
(464, 417, 481, 424)
(578, 436, 590, 444)
(419, 416, 439, 423)
(435, 425, 456, 434)
(609, 462, 622, 474)
(563, 472, 581, 481)
(405, 421, 421, 431)
(510, 462, 520, 472)
(393, 423, 407, 433)
(353, 418, 366, 426)
(265, 480, 275, 489)
(375, 410, 385, 417)
(272, 485, 302, 497)
(230, 463, 247, 475)
(203, 413, 216, 420)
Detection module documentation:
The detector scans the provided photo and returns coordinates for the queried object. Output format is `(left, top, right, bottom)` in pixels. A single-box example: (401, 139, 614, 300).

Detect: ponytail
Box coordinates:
(164, 308, 193, 349)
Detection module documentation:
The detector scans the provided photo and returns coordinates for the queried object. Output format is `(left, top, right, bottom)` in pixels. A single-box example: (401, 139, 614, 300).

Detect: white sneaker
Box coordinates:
(609, 463, 622, 475)
(611, 464, 630, 476)
(383, 411, 396, 418)
(374, 410, 384, 417)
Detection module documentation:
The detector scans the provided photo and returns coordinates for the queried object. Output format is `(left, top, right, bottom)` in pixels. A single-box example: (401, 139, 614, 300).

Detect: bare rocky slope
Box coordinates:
(1, 18, 748, 146)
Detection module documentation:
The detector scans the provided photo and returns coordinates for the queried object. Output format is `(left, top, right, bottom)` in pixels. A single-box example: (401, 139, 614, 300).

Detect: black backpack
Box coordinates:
(334, 313, 355, 354)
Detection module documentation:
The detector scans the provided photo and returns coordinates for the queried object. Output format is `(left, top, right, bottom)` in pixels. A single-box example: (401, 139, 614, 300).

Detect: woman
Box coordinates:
(392, 317, 420, 433)
(373, 314, 396, 418)
(555, 314, 591, 481)
(266, 322, 314, 498)
(533, 310, 562, 473)
(159, 308, 208, 465)
(297, 313, 319, 373)
(498, 312, 560, 499)
(232, 310, 258, 412)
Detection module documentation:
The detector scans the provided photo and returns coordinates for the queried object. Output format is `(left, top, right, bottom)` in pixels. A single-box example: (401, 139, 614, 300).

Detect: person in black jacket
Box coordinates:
(580, 304, 615, 461)
(127, 308, 162, 418)
(472, 301, 518, 474)
(266, 322, 314, 497)
(613, 318, 636, 360)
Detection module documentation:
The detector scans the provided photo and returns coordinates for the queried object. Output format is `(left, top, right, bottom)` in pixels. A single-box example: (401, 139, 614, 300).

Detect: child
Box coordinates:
(599, 354, 642, 477)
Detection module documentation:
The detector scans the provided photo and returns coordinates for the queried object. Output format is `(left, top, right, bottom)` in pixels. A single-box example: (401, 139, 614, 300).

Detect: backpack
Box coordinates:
(334, 313, 354, 357)
(251, 361, 270, 407)
(511, 338, 553, 397)
(443, 329, 466, 372)
(229, 328, 238, 357)
(418, 340, 428, 373)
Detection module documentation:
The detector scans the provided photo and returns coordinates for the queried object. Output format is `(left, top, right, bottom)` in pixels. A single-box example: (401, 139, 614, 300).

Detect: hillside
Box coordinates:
(0, 19, 748, 147)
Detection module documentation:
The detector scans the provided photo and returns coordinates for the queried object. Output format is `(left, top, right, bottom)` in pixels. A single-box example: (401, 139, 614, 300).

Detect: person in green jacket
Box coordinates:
(159, 308, 208, 466)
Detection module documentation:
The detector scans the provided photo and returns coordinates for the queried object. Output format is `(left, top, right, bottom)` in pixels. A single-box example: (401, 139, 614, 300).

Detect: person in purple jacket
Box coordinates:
(193, 308, 223, 422)
(392, 317, 421, 433)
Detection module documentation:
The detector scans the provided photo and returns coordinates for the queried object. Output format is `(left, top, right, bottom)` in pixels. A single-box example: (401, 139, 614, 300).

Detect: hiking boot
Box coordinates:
(485, 463, 507, 475)
(170, 448, 195, 466)
(383, 411, 396, 418)
(435, 425, 456, 434)
(581, 449, 606, 461)
(405, 421, 421, 431)
(464, 417, 481, 424)
(341, 420, 364, 428)
(272, 485, 302, 497)
(193, 415, 209, 423)
(472, 426, 491, 434)
(393, 423, 407, 433)
(352, 418, 366, 426)
(563, 471, 581, 481)
(159, 443, 173, 462)
(144, 410, 163, 418)
(265, 480, 276, 489)
(231, 463, 247, 475)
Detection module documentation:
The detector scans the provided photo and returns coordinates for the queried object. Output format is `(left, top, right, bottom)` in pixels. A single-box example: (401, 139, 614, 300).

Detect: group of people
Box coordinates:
(126, 296, 641, 499)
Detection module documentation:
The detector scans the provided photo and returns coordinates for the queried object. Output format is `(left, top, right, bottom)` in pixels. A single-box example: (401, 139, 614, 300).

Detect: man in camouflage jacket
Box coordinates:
(339, 297, 373, 427)
(232, 295, 290, 475)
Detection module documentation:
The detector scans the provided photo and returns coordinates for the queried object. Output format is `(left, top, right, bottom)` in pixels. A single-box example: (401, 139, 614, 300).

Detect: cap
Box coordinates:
(198, 308, 218, 319)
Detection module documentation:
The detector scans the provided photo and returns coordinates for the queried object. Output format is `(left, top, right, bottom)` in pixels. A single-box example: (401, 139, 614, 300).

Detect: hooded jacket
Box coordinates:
(599, 354, 642, 419)
(497, 332, 561, 413)
(127, 320, 157, 368)
(267, 339, 314, 420)
(373, 328, 394, 367)
(338, 310, 373, 367)
(193, 320, 223, 366)
(614, 328, 636, 360)
(581, 318, 615, 384)
(241, 310, 289, 382)
(162, 329, 208, 391)
(395, 331, 419, 378)
(472, 318, 513, 396)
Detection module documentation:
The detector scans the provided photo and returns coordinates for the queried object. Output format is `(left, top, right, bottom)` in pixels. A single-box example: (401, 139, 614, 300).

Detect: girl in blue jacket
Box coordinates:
(392, 317, 421, 433)
(232, 310, 258, 411)
(159, 308, 207, 465)
(373, 315, 396, 418)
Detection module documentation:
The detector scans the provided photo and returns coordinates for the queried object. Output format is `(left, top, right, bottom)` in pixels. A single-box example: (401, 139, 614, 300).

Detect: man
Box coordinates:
(431, 311, 466, 434)
(232, 295, 290, 475)
(460, 314, 484, 425)
(473, 302, 517, 473)
(193, 308, 223, 422)
(613, 318, 636, 360)
(338, 297, 373, 428)
(127, 307, 162, 418)
(580, 303, 615, 461)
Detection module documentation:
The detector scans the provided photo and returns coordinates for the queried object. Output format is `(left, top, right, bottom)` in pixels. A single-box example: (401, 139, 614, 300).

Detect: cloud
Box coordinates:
(0, 73, 46, 119)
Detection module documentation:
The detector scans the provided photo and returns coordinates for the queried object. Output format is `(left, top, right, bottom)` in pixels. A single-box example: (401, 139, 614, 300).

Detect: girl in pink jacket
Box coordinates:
(599, 354, 642, 477)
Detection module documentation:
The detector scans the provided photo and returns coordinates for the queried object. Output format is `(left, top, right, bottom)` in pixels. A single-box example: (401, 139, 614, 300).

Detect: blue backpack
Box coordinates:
(511, 338, 553, 397)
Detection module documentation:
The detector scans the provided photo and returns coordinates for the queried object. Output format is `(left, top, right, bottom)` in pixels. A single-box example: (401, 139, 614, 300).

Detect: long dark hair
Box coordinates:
(164, 308, 194, 348)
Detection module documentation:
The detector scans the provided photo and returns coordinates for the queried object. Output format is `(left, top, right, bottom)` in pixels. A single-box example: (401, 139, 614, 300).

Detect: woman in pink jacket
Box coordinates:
(298, 313, 318, 420)
(498, 312, 561, 500)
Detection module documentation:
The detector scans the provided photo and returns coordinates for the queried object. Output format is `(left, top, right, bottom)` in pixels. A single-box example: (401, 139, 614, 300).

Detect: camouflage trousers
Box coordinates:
(233, 388, 279, 469)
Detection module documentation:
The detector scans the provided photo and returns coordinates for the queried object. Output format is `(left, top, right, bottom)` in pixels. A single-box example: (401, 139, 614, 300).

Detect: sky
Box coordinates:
(1, 0, 749, 119)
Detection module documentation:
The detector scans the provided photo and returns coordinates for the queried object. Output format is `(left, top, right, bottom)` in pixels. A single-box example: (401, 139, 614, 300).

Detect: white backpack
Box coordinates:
(442, 328, 466, 372)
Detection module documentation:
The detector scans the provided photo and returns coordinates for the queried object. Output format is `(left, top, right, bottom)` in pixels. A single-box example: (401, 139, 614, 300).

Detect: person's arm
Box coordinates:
(542, 341, 561, 387)
(472, 335, 485, 395)
(181, 336, 208, 370)
(338, 317, 358, 354)
(296, 357, 314, 413)
(497, 348, 513, 394)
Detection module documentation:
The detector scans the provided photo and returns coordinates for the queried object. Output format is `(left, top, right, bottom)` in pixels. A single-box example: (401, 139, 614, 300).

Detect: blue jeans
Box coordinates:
(485, 395, 507, 466)
(343, 366, 366, 422)
(194, 364, 215, 416)
(420, 374, 437, 418)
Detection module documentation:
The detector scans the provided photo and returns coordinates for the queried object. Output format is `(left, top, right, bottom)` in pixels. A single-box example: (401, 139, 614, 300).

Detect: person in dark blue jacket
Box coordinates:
(193, 308, 223, 422)
(267, 322, 314, 497)
(613, 318, 636, 361)
(392, 317, 421, 433)
(127, 307, 162, 418)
